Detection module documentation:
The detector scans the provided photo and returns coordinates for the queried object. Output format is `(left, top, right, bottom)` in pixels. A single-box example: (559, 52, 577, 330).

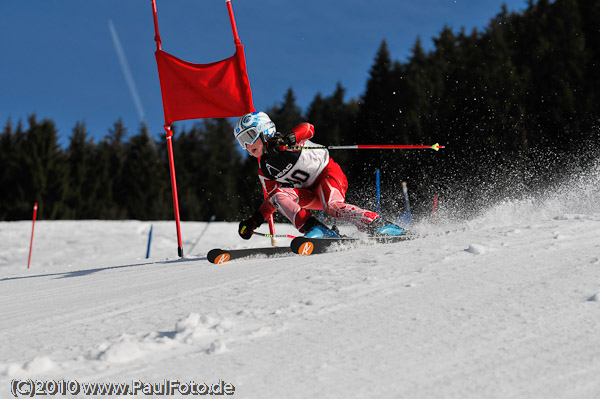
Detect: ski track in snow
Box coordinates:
(2, 180, 600, 397)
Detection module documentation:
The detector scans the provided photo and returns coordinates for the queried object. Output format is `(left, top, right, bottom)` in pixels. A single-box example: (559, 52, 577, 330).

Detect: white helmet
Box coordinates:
(233, 111, 276, 150)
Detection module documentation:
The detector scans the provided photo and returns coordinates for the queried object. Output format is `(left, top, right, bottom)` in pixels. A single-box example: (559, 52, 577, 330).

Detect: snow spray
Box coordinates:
(431, 195, 439, 223)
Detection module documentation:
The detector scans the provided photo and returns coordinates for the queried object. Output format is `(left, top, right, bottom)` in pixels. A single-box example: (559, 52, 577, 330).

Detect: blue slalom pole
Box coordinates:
(146, 224, 153, 259)
(376, 169, 381, 213)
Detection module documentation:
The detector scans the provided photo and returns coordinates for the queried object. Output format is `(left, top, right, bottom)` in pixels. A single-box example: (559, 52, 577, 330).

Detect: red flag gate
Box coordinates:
(150, 0, 258, 257)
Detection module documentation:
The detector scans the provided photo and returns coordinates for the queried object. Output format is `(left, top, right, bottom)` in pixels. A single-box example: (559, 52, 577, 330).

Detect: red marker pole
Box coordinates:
(27, 203, 38, 269)
(164, 125, 184, 257)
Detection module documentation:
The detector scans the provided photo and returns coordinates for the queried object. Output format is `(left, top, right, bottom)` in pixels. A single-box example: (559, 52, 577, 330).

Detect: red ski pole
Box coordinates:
(253, 231, 297, 239)
(285, 143, 445, 151)
(27, 203, 38, 269)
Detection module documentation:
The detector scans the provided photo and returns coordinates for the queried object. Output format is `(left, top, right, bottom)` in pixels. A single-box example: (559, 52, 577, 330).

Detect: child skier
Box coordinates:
(235, 111, 405, 240)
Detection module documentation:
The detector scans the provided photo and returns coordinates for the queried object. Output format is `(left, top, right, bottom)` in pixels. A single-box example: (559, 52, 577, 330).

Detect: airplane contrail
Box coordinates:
(108, 19, 146, 125)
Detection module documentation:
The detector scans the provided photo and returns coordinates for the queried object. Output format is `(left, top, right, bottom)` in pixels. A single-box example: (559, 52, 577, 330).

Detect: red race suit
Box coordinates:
(256, 123, 378, 232)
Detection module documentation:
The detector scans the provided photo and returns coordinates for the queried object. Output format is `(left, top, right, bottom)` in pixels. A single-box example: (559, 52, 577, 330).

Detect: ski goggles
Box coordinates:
(235, 127, 261, 149)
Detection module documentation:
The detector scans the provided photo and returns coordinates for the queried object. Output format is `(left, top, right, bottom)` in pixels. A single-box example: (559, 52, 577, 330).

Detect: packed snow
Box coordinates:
(1, 163, 600, 398)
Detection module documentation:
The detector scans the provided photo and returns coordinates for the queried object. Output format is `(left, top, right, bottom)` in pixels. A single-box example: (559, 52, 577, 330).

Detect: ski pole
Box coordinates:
(282, 143, 445, 151)
(253, 231, 297, 239)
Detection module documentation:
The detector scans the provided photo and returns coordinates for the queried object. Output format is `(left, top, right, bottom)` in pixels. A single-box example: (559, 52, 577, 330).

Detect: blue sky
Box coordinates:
(1, 0, 528, 146)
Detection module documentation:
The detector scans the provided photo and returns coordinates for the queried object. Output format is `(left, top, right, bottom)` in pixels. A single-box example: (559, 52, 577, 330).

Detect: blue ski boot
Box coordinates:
(368, 217, 406, 237)
(302, 217, 341, 239)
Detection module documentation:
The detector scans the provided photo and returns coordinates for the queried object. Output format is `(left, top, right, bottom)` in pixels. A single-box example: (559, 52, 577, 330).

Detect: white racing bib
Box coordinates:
(259, 140, 329, 188)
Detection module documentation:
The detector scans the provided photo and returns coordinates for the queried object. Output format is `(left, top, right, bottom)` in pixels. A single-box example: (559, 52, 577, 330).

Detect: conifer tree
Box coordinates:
(65, 122, 97, 218)
(20, 116, 69, 219)
(347, 40, 395, 208)
(0, 120, 24, 219)
(359, 40, 395, 144)
(579, 0, 600, 116)
(196, 118, 243, 221)
(305, 82, 358, 170)
(269, 88, 304, 133)
(94, 120, 128, 219)
(120, 125, 169, 220)
(171, 124, 207, 221)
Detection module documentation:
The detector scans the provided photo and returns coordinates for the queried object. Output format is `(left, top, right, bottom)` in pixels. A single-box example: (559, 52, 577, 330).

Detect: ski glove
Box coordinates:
(238, 212, 264, 240)
(266, 132, 296, 154)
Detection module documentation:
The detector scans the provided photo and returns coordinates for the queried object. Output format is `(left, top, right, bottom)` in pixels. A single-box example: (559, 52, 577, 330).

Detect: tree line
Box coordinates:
(2, 0, 599, 222)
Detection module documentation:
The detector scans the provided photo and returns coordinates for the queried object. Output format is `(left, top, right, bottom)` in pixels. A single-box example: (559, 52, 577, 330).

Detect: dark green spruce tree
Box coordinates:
(65, 122, 98, 218)
(120, 124, 170, 220)
(305, 82, 359, 171)
(94, 120, 128, 219)
(0, 120, 26, 219)
(20, 116, 69, 219)
(268, 88, 304, 133)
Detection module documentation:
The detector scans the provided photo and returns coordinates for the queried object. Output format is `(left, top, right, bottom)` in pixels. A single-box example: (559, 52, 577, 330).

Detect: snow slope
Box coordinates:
(1, 165, 600, 398)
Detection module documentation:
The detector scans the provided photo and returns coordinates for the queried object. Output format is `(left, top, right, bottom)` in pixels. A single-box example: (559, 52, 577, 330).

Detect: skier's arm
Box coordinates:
(265, 123, 314, 153)
(290, 122, 314, 143)
(258, 197, 277, 220)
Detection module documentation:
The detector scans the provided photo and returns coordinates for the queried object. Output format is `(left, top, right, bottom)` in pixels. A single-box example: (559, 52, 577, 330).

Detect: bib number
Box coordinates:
(282, 169, 310, 186)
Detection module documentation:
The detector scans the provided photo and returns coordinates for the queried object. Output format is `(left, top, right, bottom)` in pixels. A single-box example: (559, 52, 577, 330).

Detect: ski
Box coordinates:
(207, 246, 292, 264)
(208, 234, 412, 263)
(290, 234, 411, 256)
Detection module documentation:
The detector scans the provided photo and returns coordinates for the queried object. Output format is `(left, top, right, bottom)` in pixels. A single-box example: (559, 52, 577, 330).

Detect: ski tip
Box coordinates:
(298, 241, 315, 255)
(290, 237, 317, 255)
(207, 249, 231, 264)
(214, 253, 231, 264)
